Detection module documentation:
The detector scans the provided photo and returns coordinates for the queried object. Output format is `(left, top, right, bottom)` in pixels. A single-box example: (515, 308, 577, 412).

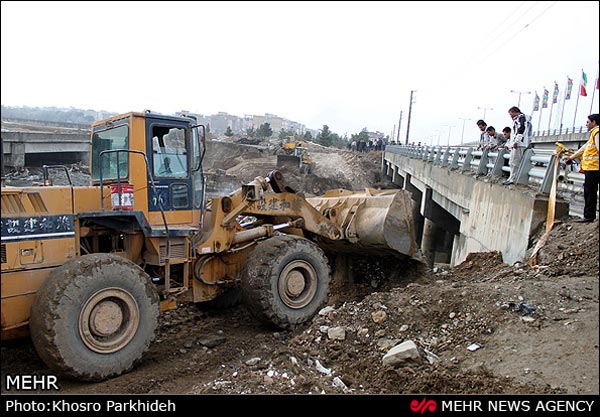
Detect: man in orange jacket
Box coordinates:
(564, 113, 599, 223)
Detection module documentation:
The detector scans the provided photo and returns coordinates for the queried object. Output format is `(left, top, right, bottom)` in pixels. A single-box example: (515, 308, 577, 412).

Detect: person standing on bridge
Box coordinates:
(500, 127, 511, 149)
(563, 113, 599, 223)
(483, 126, 502, 176)
(504, 106, 533, 185)
(476, 120, 487, 150)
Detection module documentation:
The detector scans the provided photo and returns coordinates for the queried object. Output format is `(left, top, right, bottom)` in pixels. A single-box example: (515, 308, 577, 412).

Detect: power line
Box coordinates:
(481, 1, 535, 54)
(479, 1, 557, 64)
(437, 2, 545, 88)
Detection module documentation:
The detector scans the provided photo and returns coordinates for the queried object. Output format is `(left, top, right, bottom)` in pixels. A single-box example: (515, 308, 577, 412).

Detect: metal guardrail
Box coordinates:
(532, 125, 587, 137)
(385, 144, 585, 196)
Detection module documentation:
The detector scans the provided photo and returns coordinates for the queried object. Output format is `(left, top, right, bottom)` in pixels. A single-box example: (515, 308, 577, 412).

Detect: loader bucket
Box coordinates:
(306, 188, 422, 260)
(276, 154, 301, 169)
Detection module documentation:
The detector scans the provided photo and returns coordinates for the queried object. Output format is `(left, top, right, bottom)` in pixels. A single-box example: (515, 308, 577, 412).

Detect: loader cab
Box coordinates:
(90, 112, 205, 228)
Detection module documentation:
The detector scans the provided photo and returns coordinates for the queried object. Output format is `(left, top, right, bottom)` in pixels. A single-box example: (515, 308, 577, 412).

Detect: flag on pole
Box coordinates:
(580, 70, 588, 96)
(565, 77, 573, 99)
(542, 88, 549, 108)
(533, 91, 540, 111)
(552, 82, 559, 104)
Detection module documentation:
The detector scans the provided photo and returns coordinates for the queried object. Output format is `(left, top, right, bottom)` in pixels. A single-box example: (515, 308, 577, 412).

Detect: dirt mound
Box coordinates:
(451, 251, 506, 278)
(531, 220, 599, 277)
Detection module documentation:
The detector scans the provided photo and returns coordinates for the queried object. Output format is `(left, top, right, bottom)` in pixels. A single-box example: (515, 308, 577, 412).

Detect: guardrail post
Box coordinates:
(450, 148, 460, 170)
(516, 148, 535, 185)
(441, 147, 451, 167)
(539, 154, 557, 194)
(462, 148, 473, 171)
(492, 149, 508, 176)
(433, 147, 442, 164)
(433, 147, 440, 165)
(477, 150, 489, 175)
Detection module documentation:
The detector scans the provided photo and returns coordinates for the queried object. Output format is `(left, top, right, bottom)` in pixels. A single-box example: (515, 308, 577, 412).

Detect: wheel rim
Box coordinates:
(79, 287, 139, 354)
(278, 260, 318, 309)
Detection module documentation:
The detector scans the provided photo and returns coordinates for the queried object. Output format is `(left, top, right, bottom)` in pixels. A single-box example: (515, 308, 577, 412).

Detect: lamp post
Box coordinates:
(477, 106, 493, 120)
(443, 125, 455, 147)
(458, 117, 471, 145)
(509, 90, 532, 108)
(448, 125, 455, 147)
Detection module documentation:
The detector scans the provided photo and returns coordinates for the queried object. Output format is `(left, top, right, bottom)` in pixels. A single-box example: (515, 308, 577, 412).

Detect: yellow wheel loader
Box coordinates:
(1, 111, 421, 381)
(277, 138, 314, 173)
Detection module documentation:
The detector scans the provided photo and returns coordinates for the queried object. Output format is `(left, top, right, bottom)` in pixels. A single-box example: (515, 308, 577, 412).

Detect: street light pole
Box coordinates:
(446, 125, 455, 147)
(442, 125, 455, 147)
(510, 89, 532, 108)
(458, 117, 471, 145)
(477, 106, 493, 120)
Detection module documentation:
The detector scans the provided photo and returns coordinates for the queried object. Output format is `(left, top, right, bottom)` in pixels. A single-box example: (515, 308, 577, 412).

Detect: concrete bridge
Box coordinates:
(1, 120, 90, 167)
(381, 144, 587, 268)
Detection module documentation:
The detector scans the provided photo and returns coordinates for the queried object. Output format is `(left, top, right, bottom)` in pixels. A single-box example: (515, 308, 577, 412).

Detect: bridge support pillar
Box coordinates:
(392, 166, 404, 187)
(411, 198, 424, 246)
(421, 217, 439, 268)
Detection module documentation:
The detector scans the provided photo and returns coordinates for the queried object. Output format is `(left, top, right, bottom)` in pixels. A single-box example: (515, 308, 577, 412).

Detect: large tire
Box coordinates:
(241, 235, 331, 329)
(29, 254, 159, 381)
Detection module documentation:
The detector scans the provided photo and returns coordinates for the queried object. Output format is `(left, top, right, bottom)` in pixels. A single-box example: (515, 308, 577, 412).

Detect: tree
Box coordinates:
(303, 131, 313, 141)
(224, 126, 234, 137)
(279, 128, 295, 140)
(351, 128, 369, 142)
(246, 126, 256, 138)
(330, 132, 342, 148)
(256, 122, 273, 139)
(317, 125, 333, 147)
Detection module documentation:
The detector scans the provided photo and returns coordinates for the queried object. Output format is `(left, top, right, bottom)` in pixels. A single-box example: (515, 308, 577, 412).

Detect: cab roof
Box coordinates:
(91, 111, 196, 128)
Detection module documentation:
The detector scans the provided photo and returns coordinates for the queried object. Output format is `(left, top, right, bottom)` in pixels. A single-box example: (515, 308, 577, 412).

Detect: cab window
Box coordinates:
(91, 124, 129, 181)
(152, 126, 188, 178)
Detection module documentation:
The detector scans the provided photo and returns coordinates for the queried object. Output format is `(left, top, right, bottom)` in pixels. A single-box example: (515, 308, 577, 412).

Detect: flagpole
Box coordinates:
(559, 77, 569, 132)
(547, 83, 556, 133)
(591, 65, 599, 115)
(573, 93, 581, 130)
(538, 101, 544, 133)
(573, 69, 583, 130)
(546, 100, 554, 133)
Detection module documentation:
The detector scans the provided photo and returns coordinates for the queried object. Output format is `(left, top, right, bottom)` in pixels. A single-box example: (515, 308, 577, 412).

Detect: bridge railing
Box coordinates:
(532, 125, 587, 137)
(386, 144, 585, 195)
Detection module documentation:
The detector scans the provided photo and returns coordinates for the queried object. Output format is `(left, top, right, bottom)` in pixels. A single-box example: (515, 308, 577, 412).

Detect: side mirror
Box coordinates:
(190, 124, 206, 172)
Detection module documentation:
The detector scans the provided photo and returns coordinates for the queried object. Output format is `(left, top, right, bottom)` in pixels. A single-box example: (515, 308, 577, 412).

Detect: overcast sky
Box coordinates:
(2, 1, 599, 145)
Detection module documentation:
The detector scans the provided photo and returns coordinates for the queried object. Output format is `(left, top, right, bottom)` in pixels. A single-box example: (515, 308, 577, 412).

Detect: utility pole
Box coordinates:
(510, 89, 532, 108)
(458, 117, 471, 145)
(405, 90, 416, 145)
(477, 106, 493, 120)
(446, 125, 455, 147)
(396, 110, 403, 144)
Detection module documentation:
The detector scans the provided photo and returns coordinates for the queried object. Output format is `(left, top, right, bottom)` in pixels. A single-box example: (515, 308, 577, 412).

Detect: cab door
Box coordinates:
(144, 117, 193, 227)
